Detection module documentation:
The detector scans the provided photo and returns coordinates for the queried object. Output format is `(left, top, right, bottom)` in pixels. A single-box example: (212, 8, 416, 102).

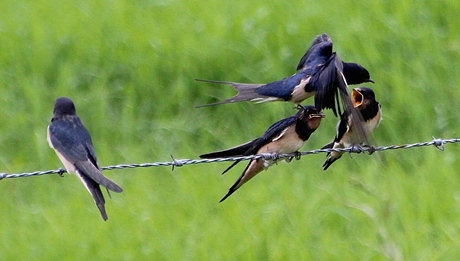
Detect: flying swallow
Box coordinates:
(296, 33, 332, 70)
(322, 87, 382, 170)
(196, 33, 373, 117)
(47, 97, 123, 221)
(200, 105, 325, 202)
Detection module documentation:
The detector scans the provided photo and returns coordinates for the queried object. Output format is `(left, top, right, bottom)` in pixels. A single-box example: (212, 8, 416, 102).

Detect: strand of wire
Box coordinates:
(0, 137, 457, 180)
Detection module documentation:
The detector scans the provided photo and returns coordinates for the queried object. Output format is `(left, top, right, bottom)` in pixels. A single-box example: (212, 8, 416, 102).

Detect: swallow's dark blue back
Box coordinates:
(297, 34, 332, 70)
(255, 41, 333, 99)
(49, 115, 98, 165)
(299, 41, 333, 69)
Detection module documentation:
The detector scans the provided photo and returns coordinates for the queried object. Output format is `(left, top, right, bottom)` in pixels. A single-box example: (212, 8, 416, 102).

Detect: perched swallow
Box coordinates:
(196, 33, 373, 117)
(200, 105, 325, 202)
(47, 97, 123, 221)
(322, 87, 382, 170)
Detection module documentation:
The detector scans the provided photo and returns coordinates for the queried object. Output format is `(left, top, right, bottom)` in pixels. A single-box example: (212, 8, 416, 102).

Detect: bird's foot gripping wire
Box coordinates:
(348, 144, 376, 157)
(293, 151, 302, 160)
(285, 151, 302, 163)
(57, 168, 66, 177)
(367, 146, 377, 155)
(261, 153, 281, 169)
(361, 145, 377, 155)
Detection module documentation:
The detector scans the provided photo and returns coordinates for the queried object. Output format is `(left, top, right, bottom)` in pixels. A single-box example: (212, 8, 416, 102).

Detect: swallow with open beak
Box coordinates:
(322, 87, 382, 170)
(196, 33, 373, 117)
(47, 97, 123, 221)
(200, 105, 325, 202)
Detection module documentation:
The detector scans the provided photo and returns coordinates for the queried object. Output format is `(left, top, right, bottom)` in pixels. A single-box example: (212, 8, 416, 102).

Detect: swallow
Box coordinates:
(200, 105, 325, 202)
(47, 97, 123, 221)
(196, 33, 373, 117)
(322, 87, 382, 170)
(296, 33, 332, 70)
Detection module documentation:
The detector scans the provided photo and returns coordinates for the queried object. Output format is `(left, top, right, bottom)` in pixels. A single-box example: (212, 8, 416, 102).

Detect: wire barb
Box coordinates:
(170, 155, 186, 171)
(0, 137, 458, 180)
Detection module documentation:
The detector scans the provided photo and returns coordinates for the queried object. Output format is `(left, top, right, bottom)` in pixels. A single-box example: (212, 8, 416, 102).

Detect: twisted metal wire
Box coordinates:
(0, 137, 457, 180)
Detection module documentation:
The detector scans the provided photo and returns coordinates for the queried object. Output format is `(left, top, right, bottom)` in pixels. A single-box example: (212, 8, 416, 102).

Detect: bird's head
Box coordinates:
(298, 105, 325, 130)
(343, 63, 374, 85)
(352, 87, 376, 109)
(53, 97, 77, 117)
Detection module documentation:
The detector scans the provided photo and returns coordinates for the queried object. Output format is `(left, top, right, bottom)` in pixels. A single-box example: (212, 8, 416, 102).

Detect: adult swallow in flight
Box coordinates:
(322, 87, 382, 170)
(200, 105, 325, 202)
(296, 33, 332, 70)
(196, 33, 373, 117)
(47, 97, 123, 221)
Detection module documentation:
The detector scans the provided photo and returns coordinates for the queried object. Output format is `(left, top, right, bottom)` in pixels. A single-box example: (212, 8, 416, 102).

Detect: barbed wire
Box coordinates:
(0, 137, 457, 181)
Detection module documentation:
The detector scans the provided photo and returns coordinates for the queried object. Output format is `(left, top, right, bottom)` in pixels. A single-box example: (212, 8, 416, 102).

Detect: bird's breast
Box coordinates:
(54, 150, 77, 174)
(343, 110, 382, 147)
(46, 126, 53, 149)
(261, 126, 305, 154)
(291, 78, 314, 103)
(360, 107, 382, 140)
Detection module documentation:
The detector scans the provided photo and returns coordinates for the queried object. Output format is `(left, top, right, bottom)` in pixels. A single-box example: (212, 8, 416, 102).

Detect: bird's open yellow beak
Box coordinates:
(352, 89, 364, 108)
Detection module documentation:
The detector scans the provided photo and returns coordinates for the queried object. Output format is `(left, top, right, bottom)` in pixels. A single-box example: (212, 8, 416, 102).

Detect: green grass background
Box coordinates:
(0, 0, 460, 260)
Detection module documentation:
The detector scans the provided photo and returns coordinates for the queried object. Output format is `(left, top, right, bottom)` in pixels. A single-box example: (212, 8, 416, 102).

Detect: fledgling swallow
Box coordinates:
(200, 105, 325, 202)
(196, 33, 373, 117)
(322, 87, 382, 170)
(47, 97, 123, 221)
